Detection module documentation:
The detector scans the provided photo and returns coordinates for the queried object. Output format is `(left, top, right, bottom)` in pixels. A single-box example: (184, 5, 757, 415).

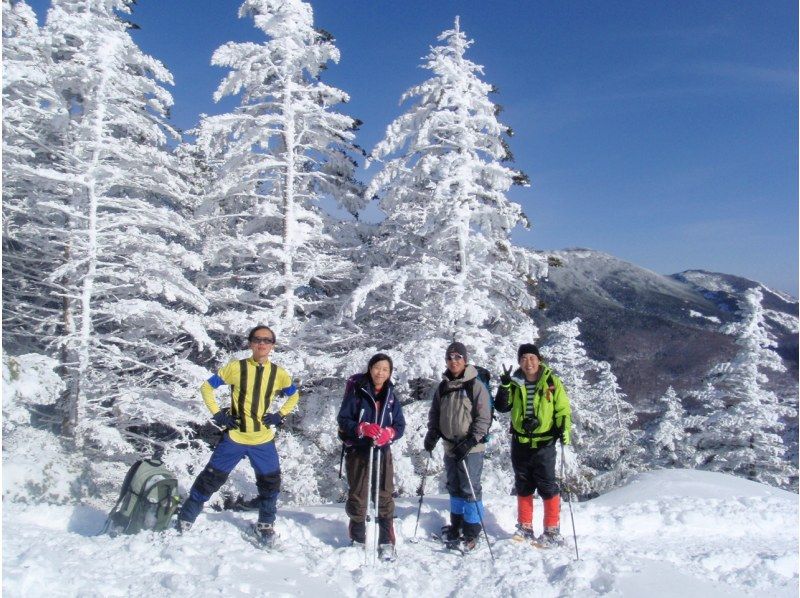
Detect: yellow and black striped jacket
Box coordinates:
(201, 357, 299, 445)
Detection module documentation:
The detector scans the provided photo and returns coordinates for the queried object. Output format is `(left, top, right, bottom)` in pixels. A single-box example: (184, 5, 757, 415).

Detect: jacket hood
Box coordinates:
(442, 364, 478, 382)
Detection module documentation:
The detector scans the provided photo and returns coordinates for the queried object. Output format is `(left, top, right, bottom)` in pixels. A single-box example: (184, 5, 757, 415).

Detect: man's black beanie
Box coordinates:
(445, 342, 468, 360)
(517, 343, 541, 361)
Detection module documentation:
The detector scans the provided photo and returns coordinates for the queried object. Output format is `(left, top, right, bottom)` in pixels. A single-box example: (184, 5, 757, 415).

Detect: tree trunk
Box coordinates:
(281, 79, 297, 320)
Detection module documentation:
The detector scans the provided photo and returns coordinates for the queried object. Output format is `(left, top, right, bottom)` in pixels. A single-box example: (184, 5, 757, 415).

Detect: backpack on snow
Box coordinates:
(438, 365, 495, 443)
(102, 458, 181, 536)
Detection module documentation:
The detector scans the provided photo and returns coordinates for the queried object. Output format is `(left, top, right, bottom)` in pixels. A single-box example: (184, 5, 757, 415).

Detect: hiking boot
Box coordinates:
(512, 523, 535, 542)
(460, 535, 479, 553)
(254, 522, 276, 548)
(377, 517, 395, 545)
(175, 519, 193, 534)
(348, 520, 366, 545)
(378, 543, 397, 562)
(535, 526, 565, 548)
(461, 521, 481, 552)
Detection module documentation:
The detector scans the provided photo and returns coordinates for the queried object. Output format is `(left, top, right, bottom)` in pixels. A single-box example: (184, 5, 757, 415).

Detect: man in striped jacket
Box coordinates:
(176, 324, 299, 546)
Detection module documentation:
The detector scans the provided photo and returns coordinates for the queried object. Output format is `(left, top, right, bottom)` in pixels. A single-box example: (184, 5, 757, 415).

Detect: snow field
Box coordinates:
(3, 470, 797, 597)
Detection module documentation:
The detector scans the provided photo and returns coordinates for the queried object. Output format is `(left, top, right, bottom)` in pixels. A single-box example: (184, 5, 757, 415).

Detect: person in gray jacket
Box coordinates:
(424, 341, 491, 551)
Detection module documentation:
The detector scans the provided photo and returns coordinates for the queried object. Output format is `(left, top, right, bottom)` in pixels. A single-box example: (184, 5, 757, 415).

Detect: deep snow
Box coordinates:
(2, 469, 797, 597)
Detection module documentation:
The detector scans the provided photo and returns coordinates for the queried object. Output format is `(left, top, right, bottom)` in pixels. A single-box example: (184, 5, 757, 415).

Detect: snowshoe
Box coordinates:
(174, 519, 193, 534)
(440, 524, 461, 543)
(460, 535, 479, 554)
(511, 523, 535, 543)
(532, 527, 565, 549)
(431, 532, 465, 555)
(243, 522, 277, 549)
(378, 543, 397, 562)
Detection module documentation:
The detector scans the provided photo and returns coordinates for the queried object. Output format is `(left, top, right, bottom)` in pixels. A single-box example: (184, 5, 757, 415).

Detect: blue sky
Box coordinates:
(28, 1, 799, 294)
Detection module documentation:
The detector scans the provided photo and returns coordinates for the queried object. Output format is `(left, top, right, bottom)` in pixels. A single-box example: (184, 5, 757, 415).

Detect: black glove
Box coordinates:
(423, 429, 440, 453)
(262, 412, 285, 428)
(451, 435, 478, 462)
(212, 408, 238, 429)
(500, 365, 513, 386)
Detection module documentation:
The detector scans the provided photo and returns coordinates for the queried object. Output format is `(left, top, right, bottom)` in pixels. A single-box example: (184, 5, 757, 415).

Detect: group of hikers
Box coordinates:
(175, 325, 573, 559)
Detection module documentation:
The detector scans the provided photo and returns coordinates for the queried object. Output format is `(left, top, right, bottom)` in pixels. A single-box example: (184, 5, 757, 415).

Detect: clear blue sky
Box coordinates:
(28, 1, 799, 294)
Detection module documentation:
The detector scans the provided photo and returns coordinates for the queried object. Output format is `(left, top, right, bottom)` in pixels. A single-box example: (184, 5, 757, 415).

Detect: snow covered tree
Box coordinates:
(4, 0, 211, 452)
(541, 318, 641, 495)
(338, 16, 542, 386)
(193, 0, 365, 347)
(647, 386, 694, 467)
(539, 318, 596, 494)
(2, 0, 70, 353)
(695, 288, 797, 490)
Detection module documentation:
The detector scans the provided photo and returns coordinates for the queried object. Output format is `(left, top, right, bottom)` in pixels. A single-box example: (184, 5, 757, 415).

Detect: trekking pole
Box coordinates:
(561, 442, 580, 561)
(372, 444, 381, 563)
(460, 460, 495, 563)
(410, 452, 432, 542)
(363, 444, 375, 565)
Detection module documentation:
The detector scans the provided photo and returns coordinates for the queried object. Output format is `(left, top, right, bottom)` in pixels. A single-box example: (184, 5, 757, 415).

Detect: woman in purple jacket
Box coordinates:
(337, 353, 406, 560)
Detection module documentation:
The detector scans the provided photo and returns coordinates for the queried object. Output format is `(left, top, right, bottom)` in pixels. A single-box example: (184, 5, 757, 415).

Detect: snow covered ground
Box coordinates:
(3, 469, 797, 597)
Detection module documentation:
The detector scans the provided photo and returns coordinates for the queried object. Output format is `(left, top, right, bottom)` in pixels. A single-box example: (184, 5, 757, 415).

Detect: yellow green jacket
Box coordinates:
(201, 357, 299, 446)
(495, 363, 572, 447)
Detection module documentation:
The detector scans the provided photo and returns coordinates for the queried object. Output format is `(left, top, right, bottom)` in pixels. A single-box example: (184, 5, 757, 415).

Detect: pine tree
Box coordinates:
(695, 288, 797, 489)
(2, 0, 69, 353)
(193, 0, 365, 347)
(647, 386, 693, 467)
(339, 17, 542, 385)
(541, 318, 641, 494)
(8, 0, 210, 451)
(539, 318, 597, 495)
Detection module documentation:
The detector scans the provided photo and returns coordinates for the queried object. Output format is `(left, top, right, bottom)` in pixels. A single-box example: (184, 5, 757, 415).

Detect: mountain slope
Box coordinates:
(533, 249, 798, 407)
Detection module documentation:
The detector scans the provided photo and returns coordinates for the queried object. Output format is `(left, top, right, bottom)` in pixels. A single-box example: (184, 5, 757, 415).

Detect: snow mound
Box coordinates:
(2, 469, 797, 597)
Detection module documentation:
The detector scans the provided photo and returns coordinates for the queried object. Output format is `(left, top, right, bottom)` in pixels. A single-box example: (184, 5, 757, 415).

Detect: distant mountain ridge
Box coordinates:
(532, 248, 798, 408)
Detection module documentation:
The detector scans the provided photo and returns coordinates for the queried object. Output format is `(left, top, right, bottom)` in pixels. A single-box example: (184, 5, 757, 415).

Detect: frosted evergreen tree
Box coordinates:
(339, 17, 543, 385)
(541, 318, 641, 494)
(194, 0, 365, 346)
(2, 0, 70, 353)
(695, 288, 797, 490)
(647, 386, 694, 467)
(539, 318, 598, 495)
(8, 0, 212, 452)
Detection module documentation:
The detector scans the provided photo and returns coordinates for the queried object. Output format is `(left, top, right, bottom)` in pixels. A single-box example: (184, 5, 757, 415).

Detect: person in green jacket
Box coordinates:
(495, 343, 571, 547)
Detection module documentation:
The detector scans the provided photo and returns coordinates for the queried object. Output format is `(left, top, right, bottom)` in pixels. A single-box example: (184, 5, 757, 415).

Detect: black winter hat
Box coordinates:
(445, 342, 468, 360)
(367, 352, 393, 375)
(517, 343, 541, 361)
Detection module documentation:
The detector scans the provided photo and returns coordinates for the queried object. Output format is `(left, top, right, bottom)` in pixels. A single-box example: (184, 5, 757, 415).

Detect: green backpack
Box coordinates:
(102, 458, 181, 536)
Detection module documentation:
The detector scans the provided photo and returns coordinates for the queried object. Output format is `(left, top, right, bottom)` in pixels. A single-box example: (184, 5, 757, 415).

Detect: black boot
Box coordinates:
(441, 513, 463, 542)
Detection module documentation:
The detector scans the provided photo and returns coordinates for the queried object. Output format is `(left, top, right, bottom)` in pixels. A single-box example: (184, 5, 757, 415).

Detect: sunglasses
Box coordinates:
(251, 337, 275, 345)
(445, 353, 464, 362)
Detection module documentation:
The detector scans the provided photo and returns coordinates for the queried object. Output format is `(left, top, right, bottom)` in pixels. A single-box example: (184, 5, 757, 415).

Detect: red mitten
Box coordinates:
(374, 427, 395, 447)
(357, 422, 380, 439)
